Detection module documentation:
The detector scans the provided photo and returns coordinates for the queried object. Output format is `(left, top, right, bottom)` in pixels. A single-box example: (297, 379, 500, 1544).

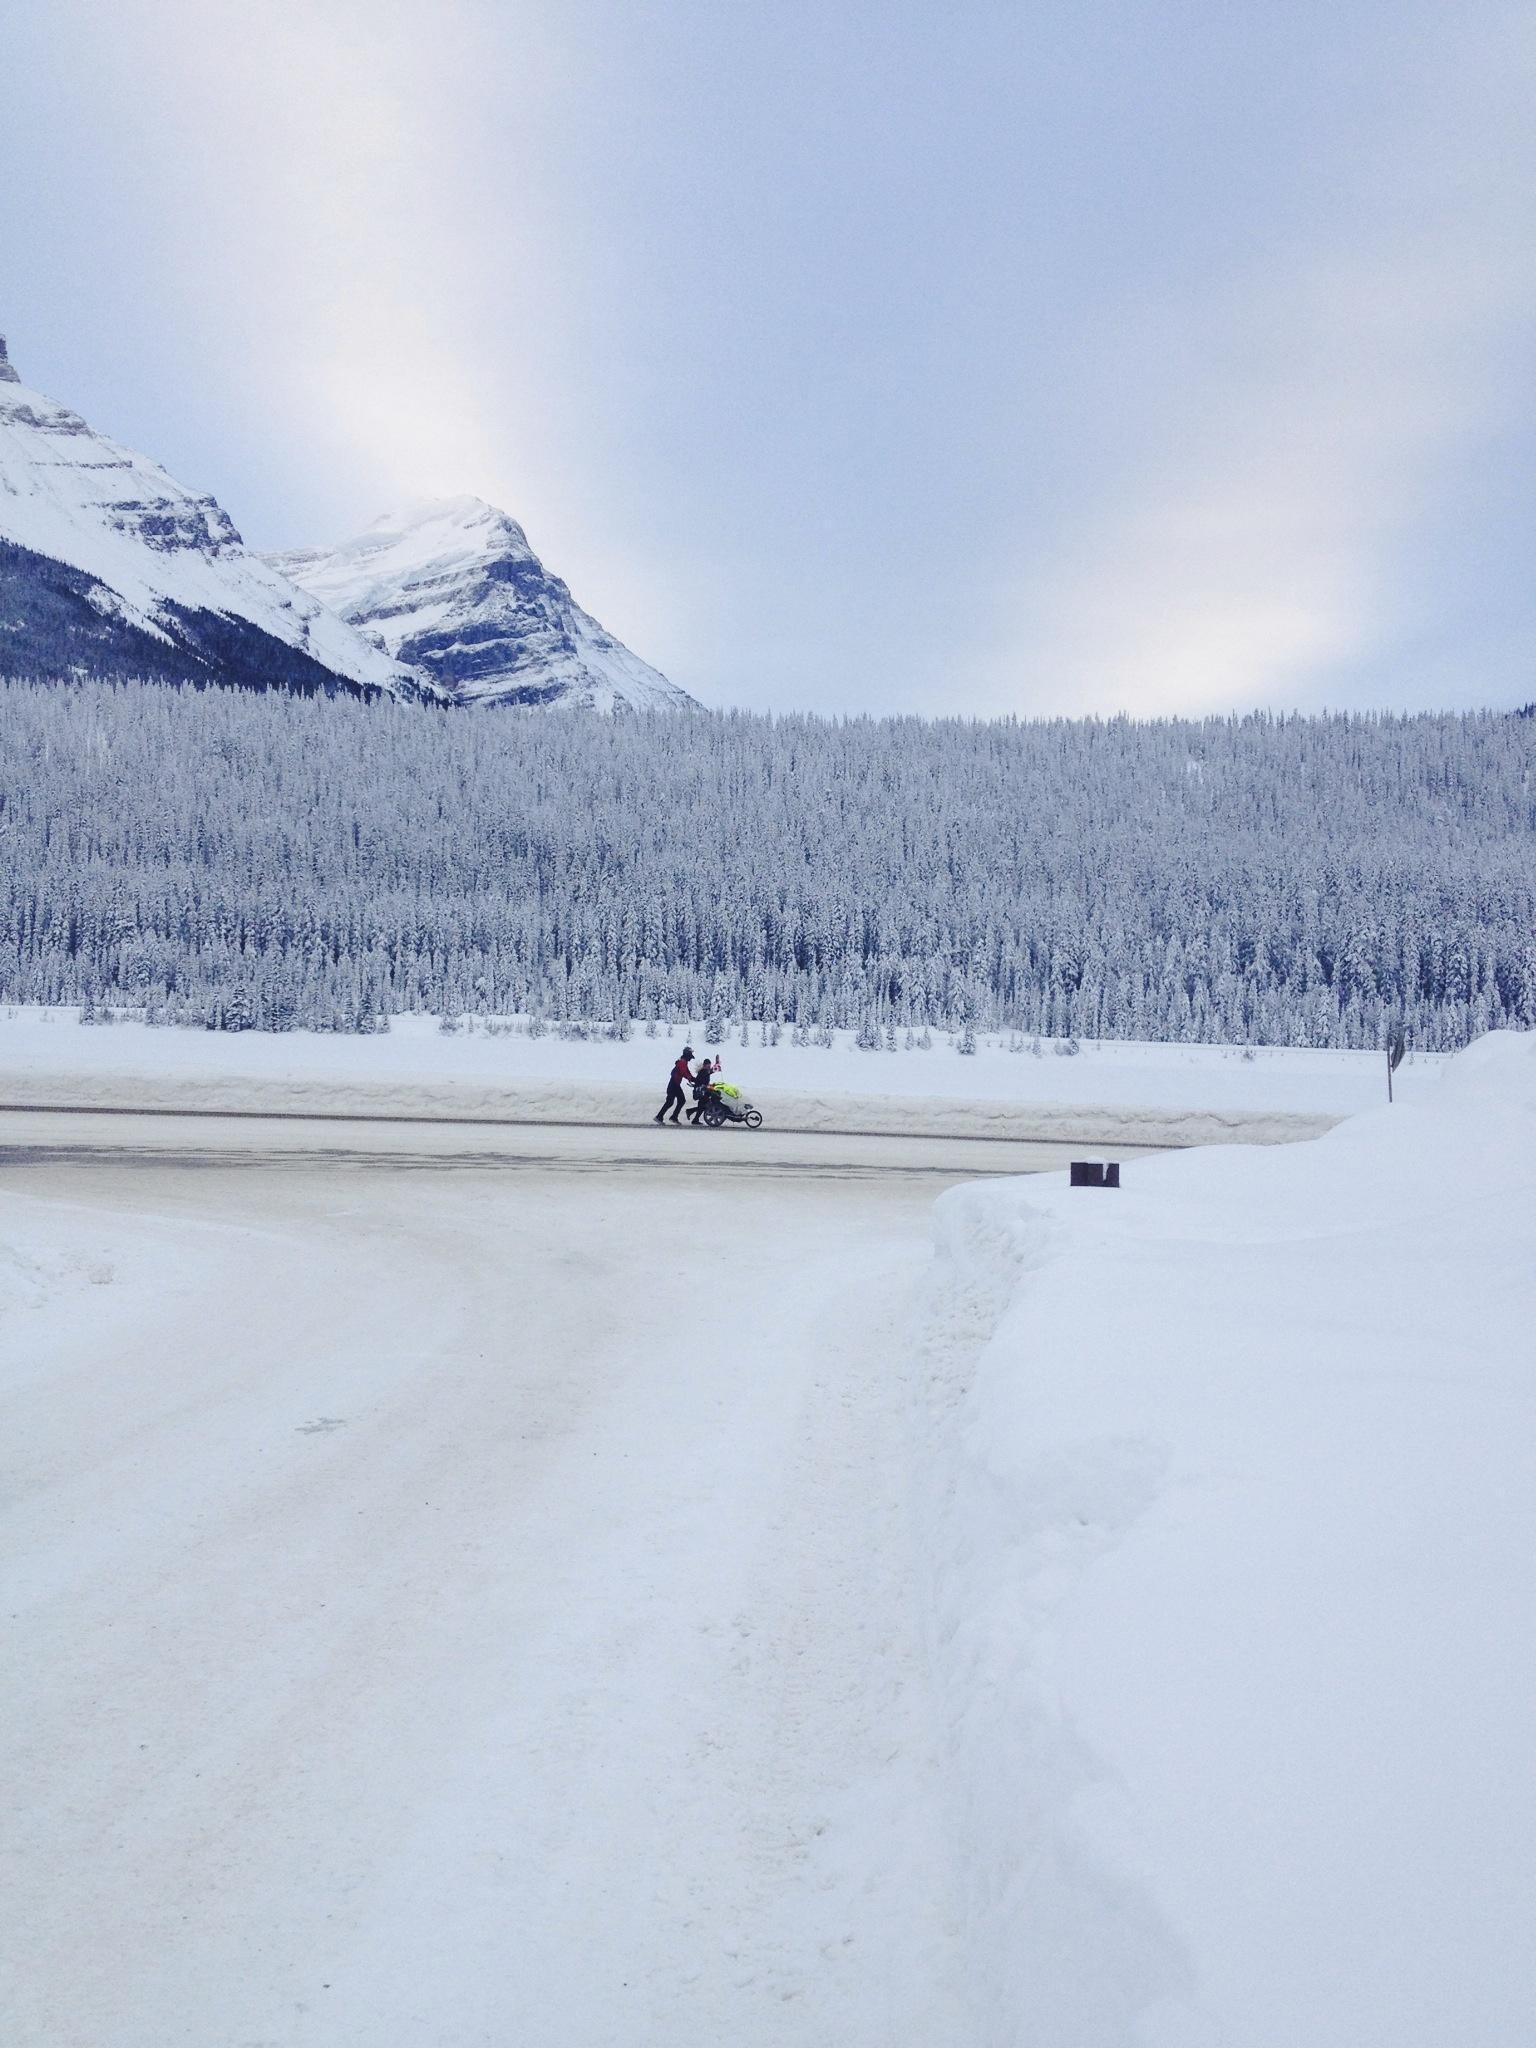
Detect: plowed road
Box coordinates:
(1, 1113, 1156, 2045)
(0, 1104, 1162, 1179)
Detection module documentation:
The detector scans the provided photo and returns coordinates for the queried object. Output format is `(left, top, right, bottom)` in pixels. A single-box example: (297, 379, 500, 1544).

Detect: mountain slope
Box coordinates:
(0, 337, 425, 698)
(268, 497, 692, 710)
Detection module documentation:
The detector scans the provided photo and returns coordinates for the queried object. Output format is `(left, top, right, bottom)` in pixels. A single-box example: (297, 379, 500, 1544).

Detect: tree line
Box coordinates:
(0, 674, 1531, 1049)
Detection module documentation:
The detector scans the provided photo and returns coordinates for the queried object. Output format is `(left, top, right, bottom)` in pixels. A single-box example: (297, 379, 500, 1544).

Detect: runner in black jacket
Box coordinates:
(686, 1057, 717, 1124)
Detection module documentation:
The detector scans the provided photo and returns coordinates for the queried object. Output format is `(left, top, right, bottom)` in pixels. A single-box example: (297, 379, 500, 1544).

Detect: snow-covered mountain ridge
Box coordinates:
(0, 335, 422, 698)
(0, 334, 685, 708)
(267, 497, 692, 710)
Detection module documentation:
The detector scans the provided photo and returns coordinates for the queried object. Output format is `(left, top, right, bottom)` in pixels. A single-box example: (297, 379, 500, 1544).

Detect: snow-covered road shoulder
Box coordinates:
(918, 1030, 1536, 2048)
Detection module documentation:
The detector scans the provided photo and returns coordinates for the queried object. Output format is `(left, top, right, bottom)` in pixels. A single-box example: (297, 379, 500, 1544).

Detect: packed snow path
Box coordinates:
(3, 1146, 974, 2046)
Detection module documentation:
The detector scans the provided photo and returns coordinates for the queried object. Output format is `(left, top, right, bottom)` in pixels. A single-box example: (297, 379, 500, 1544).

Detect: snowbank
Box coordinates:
(0, 1009, 1439, 1145)
(918, 1030, 1536, 2046)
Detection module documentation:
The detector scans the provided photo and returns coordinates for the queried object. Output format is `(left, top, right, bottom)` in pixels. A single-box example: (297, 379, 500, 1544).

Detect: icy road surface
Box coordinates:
(0, 1118, 1080, 2045)
(0, 1104, 1164, 1179)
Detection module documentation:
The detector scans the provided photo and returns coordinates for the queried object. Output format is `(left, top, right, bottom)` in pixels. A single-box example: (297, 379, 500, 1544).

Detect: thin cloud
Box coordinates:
(992, 253, 1528, 714)
(979, 21, 1536, 717)
(152, 1, 509, 519)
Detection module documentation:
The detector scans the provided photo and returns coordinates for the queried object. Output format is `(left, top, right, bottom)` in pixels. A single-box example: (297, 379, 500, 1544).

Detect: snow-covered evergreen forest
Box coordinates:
(0, 676, 1530, 1048)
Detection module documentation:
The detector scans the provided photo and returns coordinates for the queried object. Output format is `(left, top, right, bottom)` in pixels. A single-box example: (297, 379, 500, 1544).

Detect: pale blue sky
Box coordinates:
(3, 0, 1532, 715)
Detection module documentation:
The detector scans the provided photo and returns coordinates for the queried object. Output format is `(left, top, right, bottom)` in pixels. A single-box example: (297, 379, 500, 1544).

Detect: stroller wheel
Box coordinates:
(744, 1108, 763, 1129)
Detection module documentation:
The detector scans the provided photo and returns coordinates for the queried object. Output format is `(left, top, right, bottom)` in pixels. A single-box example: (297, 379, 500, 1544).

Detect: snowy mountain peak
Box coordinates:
(0, 364, 427, 698)
(353, 495, 541, 575)
(268, 497, 693, 711)
(0, 340, 684, 712)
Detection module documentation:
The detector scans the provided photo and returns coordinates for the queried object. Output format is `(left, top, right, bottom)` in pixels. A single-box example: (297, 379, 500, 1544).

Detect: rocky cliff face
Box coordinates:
(0, 347, 426, 697)
(268, 497, 692, 710)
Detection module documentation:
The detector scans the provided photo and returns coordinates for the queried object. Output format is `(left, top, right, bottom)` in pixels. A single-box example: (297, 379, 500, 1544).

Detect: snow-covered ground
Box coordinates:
(919, 1030, 1536, 2045)
(2, 1142, 965, 2045)
(3, 1030, 1527, 2045)
(0, 1008, 1441, 1146)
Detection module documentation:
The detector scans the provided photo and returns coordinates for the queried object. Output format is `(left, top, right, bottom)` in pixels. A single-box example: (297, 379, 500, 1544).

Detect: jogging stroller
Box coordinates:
(699, 1080, 763, 1130)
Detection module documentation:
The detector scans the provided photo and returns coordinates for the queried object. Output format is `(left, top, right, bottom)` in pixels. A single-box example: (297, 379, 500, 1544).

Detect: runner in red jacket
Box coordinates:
(654, 1046, 695, 1125)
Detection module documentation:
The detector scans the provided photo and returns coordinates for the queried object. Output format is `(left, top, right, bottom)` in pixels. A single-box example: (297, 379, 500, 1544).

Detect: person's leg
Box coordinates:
(667, 1081, 685, 1122)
